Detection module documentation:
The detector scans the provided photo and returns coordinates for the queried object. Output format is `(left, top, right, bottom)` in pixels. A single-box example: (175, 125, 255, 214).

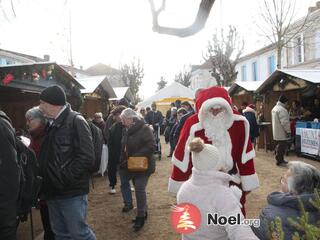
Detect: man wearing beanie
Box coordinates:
(271, 94, 291, 166)
(39, 85, 96, 239)
(177, 138, 258, 240)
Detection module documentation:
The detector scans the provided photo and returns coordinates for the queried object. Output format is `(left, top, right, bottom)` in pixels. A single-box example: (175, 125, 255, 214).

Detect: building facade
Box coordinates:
(189, 63, 216, 90)
(235, 2, 320, 83)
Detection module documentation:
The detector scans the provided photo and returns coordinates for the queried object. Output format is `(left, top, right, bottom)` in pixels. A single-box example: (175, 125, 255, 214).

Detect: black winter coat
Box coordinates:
(0, 111, 19, 207)
(39, 105, 94, 199)
(108, 122, 123, 165)
(144, 110, 163, 126)
(120, 119, 156, 175)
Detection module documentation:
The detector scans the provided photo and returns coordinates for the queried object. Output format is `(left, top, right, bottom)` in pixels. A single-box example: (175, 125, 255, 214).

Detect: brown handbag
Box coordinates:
(125, 144, 148, 172)
(127, 156, 148, 172)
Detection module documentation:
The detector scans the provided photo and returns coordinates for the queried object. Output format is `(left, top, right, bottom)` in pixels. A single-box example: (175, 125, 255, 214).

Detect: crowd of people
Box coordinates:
(0, 84, 320, 240)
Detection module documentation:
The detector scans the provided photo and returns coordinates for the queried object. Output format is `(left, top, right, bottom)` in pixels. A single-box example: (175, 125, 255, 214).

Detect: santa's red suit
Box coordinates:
(168, 86, 259, 215)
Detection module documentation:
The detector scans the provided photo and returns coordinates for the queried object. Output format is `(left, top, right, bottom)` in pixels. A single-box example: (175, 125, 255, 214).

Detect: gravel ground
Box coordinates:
(17, 137, 320, 240)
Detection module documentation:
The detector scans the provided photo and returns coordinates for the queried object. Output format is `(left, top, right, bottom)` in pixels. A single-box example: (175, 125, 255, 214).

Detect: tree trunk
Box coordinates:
(277, 45, 282, 69)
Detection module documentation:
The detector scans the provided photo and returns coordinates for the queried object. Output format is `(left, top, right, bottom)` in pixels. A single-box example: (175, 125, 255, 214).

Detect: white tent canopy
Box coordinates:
(137, 82, 195, 108)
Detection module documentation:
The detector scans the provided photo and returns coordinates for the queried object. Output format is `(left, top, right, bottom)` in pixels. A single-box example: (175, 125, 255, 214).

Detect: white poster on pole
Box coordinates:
(300, 128, 320, 156)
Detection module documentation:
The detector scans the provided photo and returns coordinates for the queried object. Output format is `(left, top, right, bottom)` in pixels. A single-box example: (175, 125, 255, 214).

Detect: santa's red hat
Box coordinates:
(196, 87, 234, 129)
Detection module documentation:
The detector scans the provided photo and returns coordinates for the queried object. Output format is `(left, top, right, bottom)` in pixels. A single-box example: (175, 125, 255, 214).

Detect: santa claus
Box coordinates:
(168, 86, 259, 215)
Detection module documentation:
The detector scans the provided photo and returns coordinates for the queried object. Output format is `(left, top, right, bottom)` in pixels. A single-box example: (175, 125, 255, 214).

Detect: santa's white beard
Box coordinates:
(202, 112, 233, 171)
(202, 112, 228, 145)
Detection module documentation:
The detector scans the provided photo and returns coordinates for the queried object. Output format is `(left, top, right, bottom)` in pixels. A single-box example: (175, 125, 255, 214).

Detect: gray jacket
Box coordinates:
(252, 191, 320, 240)
(271, 101, 291, 141)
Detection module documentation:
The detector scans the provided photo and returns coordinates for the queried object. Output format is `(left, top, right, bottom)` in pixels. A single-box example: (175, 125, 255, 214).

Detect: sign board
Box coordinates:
(300, 128, 320, 156)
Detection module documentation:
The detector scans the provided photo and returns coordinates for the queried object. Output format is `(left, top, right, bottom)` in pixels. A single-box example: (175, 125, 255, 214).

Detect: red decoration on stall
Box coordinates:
(2, 73, 14, 86)
(32, 72, 40, 81)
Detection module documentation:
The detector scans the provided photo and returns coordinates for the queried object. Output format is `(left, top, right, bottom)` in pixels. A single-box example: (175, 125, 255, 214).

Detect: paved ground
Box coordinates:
(17, 137, 320, 240)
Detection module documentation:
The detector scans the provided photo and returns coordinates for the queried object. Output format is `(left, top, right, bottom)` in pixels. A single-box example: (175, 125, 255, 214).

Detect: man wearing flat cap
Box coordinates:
(39, 85, 96, 239)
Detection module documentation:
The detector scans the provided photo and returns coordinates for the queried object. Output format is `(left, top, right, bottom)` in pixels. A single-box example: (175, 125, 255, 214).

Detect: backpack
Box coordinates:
(15, 137, 42, 222)
(69, 112, 104, 174)
(87, 121, 103, 173)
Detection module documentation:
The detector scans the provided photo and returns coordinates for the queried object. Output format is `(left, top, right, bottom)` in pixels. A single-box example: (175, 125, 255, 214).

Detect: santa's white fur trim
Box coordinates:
(233, 114, 256, 164)
(172, 122, 202, 173)
(240, 173, 260, 191)
(230, 185, 243, 208)
(168, 177, 184, 194)
(198, 97, 234, 129)
(243, 150, 256, 163)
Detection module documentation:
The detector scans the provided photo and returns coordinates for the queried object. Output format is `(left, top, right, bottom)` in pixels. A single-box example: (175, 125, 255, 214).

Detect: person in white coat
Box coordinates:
(177, 138, 258, 240)
(271, 95, 291, 166)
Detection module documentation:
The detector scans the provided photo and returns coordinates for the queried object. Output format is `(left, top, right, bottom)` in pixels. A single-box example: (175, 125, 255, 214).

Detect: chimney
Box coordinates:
(43, 54, 50, 61)
(308, 6, 317, 13)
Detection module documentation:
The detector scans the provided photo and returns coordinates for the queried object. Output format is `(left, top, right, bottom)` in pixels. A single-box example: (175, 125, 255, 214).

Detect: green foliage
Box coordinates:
(157, 76, 167, 91)
(270, 189, 320, 240)
(287, 190, 320, 240)
(270, 217, 284, 240)
(120, 59, 144, 104)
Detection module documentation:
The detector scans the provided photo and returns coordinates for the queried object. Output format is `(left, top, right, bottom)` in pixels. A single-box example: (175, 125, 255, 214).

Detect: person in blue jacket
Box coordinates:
(243, 104, 259, 147)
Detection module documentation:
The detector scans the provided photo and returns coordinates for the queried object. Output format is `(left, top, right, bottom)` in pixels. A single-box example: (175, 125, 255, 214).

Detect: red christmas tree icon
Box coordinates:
(177, 206, 196, 230)
(171, 203, 201, 234)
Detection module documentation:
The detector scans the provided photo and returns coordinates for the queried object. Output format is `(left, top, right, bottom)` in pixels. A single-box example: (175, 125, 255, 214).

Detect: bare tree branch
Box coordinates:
(148, 0, 216, 37)
(10, 0, 16, 17)
(204, 26, 243, 87)
(257, 0, 316, 68)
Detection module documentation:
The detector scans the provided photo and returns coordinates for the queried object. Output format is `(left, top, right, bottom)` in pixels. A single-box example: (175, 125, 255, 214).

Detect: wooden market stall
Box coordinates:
(256, 69, 320, 153)
(228, 81, 265, 109)
(0, 62, 83, 132)
(76, 75, 117, 119)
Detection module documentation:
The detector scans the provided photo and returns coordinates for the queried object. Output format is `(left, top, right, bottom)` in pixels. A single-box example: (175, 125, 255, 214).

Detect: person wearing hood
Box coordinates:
(243, 104, 259, 147)
(177, 138, 258, 240)
(252, 161, 320, 240)
(271, 95, 291, 166)
(0, 111, 19, 240)
(169, 86, 259, 216)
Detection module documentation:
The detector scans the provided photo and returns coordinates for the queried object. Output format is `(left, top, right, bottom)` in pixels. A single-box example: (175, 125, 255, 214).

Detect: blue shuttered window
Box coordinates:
(241, 65, 247, 81)
(268, 55, 276, 75)
(252, 61, 258, 81)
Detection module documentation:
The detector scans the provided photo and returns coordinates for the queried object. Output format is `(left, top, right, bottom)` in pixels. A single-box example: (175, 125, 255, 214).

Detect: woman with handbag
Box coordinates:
(119, 108, 156, 232)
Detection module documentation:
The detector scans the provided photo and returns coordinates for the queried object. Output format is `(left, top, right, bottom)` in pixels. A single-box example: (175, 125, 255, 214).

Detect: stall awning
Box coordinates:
(228, 80, 265, 96)
(256, 69, 320, 93)
(109, 87, 134, 102)
(76, 75, 116, 98)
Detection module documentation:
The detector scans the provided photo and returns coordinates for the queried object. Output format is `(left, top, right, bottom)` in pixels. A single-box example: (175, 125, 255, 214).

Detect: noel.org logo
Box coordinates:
(170, 203, 201, 234)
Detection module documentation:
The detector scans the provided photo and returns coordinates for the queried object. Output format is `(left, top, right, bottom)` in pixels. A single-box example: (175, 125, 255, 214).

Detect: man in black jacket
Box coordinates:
(39, 85, 96, 240)
(144, 102, 163, 130)
(0, 111, 19, 240)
